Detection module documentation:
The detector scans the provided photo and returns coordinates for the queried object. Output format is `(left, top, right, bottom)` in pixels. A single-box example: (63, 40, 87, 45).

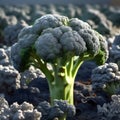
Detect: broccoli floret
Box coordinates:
(109, 35, 120, 69)
(11, 14, 108, 120)
(35, 26, 87, 62)
(0, 65, 21, 94)
(91, 62, 120, 95)
(0, 48, 10, 66)
(32, 14, 69, 34)
(3, 20, 28, 46)
(20, 66, 44, 87)
(97, 95, 120, 119)
(37, 99, 75, 120)
(0, 97, 41, 120)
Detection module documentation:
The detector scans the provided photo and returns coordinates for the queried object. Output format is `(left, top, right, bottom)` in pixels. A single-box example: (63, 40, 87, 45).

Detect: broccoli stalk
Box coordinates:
(21, 46, 86, 105)
(47, 58, 83, 105)
(11, 14, 108, 120)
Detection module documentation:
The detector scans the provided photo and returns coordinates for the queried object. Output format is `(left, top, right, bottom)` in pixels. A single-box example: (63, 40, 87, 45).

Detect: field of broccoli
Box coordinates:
(0, 2, 120, 120)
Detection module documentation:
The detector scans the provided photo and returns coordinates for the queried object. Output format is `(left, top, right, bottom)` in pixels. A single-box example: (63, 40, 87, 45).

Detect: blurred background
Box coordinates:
(0, 0, 120, 6)
(0, 0, 120, 44)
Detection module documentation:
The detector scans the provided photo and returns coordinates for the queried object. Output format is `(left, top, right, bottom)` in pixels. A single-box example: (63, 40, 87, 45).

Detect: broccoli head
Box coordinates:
(11, 14, 108, 109)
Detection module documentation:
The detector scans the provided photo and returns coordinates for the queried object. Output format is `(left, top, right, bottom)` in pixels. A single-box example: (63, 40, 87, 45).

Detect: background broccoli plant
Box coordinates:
(11, 14, 108, 107)
(91, 62, 120, 95)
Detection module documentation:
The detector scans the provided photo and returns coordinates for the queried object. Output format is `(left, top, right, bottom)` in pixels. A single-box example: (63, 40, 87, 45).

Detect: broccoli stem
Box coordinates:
(32, 53, 83, 106)
(72, 58, 84, 80)
(48, 57, 85, 106)
(49, 76, 74, 105)
(49, 60, 74, 105)
(31, 53, 85, 120)
(59, 115, 67, 120)
(30, 52, 54, 85)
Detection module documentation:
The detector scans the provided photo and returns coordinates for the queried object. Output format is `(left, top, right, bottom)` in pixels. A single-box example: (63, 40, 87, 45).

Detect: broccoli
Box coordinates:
(91, 62, 120, 95)
(37, 99, 76, 120)
(0, 97, 42, 120)
(97, 95, 120, 120)
(11, 14, 108, 109)
(0, 65, 20, 94)
(109, 35, 120, 69)
(3, 20, 28, 46)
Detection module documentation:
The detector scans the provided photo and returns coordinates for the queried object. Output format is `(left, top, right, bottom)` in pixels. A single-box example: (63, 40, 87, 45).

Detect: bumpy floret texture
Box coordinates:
(11, 25, 39, 70)
(32, 14, 69, 34)
(90, 32, 109, 65)
(37, 99, 76, 120)
(97, 95, 120, 120)
(20, 65, 45, 86)
(91, 62, 120, 91)
(4, 20, 28, 46)
(11, 14, 108, 71)
(0, 48, 10, 66)
(109, 35, 120, 69)
(0, 65, 21, 93)
(35, 25, 88, 61)
(0, 97, 41, 120)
